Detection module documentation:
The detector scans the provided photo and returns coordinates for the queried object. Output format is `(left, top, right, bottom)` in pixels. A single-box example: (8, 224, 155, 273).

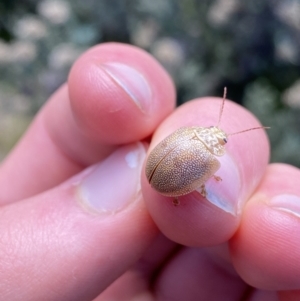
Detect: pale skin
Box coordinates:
(0, 43, 299, 300)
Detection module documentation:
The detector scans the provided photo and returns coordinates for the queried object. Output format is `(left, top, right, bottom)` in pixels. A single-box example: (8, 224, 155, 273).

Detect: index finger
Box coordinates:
(142, 97, 270, 246)
(0, 43, 175, 204)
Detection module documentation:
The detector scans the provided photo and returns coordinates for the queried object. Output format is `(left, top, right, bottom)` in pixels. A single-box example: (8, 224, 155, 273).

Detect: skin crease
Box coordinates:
(0, 42, 299, 301)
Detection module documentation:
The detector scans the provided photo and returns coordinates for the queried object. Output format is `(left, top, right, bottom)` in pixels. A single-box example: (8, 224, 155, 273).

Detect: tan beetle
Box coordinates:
(145, 88, 268, 206)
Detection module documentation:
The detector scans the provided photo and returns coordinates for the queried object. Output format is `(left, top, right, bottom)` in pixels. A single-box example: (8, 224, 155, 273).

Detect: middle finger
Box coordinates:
(142, 96, 270, 246)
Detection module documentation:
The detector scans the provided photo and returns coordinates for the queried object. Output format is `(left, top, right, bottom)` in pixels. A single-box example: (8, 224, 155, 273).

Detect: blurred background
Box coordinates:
(0, 0, 300, 165)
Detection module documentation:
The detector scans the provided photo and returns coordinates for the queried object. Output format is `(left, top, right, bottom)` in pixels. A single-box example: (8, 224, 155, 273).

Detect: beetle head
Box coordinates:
(195, 126, 228, 157)
(209, 126, 228, 146)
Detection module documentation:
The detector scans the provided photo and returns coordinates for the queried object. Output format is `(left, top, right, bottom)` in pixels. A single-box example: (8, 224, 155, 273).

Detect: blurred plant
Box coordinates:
(0, 0, 300, 165)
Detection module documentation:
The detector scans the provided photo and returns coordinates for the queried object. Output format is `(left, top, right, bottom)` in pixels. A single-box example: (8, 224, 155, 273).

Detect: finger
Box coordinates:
(94, 234, 177, 301)
(153, 243, 278, 301)
(142, 97, 269, 246)
(230, 163, 300, 291)
(250, 290, 279, 301)
(278, 290, 300, 301)
(0, 143, 158, 301)
(0, 42, 175, 204)
(154, 245, 248, 301)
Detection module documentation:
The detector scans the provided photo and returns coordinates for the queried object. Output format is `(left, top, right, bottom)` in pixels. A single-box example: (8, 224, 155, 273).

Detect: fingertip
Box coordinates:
(0, 43, 175, 203)
(230, 164, 300, 290)
(142, 97, 269, 247)
(68, 42, 176, 144)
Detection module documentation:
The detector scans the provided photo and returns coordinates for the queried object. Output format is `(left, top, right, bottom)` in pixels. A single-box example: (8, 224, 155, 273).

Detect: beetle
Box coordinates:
(145, 88, 268, 206)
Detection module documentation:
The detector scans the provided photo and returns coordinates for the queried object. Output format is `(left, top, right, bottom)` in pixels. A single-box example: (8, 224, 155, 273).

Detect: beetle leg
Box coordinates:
(173, 197, 180, 206)
(199, 184, 207, 197)
(213, 175, 222, 182)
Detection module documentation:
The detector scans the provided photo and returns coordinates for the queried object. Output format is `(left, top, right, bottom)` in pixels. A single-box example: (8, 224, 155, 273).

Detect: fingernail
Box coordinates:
(270, 194, 300, 218)
(77, 142, 146, 213)
(196, 153, 242, 215)
(101, 62, 152, 113)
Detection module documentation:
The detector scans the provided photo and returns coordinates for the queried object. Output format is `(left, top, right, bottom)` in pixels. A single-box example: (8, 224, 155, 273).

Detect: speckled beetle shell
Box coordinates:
(145, 125, 228, 197)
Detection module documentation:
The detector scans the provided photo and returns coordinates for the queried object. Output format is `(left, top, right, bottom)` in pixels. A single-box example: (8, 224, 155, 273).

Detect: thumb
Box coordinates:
(0, 143, 157, 301)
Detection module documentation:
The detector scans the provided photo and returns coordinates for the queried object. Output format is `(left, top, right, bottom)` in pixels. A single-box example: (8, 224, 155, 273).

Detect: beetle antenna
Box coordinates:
(228, 126, 270, 136)
(217, 87, 227, 127)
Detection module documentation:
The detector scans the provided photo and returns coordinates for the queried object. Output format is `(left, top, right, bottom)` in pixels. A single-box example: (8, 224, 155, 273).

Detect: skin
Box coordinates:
(0, 42, 299, 300)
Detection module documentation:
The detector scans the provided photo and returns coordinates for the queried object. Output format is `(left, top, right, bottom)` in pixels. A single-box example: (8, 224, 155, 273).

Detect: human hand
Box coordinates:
(0, 43, 299, 301)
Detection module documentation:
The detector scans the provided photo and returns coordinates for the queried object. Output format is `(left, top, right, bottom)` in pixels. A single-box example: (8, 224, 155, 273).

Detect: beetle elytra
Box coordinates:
(145, 88, 268, 206)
